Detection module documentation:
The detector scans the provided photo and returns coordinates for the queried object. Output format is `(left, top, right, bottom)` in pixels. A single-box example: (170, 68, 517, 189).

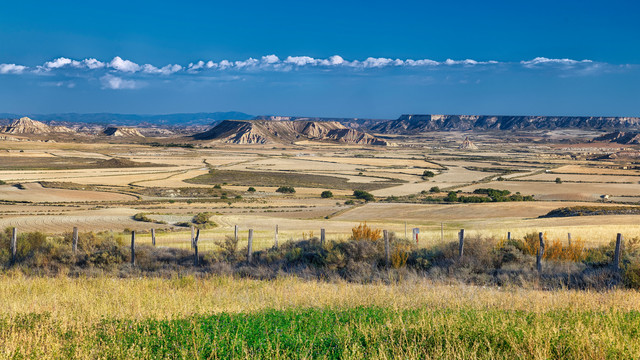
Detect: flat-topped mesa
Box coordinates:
(102, 127, 145, 137)
(193, 119, 388, 145)
(0, 117, 73, 134)
(371, 114, 640, 134)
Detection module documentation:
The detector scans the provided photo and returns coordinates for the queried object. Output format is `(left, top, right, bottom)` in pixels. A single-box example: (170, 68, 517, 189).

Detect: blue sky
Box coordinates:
(1, 0, 639, 118)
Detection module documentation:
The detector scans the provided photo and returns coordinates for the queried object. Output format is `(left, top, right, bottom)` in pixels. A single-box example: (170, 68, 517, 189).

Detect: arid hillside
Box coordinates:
(194, 120, 388, 145)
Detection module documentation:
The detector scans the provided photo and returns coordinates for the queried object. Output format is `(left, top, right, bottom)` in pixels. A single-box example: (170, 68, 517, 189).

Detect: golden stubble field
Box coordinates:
(1, 137, 639, 248)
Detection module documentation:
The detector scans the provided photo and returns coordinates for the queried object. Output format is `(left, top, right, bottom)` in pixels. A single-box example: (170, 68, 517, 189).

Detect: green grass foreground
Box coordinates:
(4, 307, 640, 359)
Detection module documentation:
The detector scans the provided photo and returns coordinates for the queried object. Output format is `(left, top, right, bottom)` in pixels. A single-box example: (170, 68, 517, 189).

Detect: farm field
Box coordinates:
(0, 135, 639, 247)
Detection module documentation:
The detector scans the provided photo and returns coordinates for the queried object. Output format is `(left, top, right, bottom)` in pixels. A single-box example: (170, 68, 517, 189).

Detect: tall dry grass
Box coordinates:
(1, 275, 640, 359)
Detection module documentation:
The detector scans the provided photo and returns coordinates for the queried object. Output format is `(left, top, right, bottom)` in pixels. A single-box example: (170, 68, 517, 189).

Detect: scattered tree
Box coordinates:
(353, 190, 375, 202)
(321, 190, 333, 198)
(422, 170, 436, 178)
(276, 186, 296, 194)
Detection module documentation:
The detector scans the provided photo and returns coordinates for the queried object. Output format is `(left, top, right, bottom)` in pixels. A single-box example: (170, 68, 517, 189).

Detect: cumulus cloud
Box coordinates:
(142, 63, 182, 75)
(108, 56, 141, 72)
(82, 58, 105, 69)
(0, 63, 27, 74)
(44, 57, 79, 69)
(521, 57, 593, 68)
(100, 74, 138, 89)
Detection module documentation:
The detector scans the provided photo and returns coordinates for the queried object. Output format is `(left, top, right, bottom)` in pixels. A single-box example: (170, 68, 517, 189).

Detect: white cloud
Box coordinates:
(234, 58, 260, 69)
(0, 63, 27, 74)
(285, 56, 317, 66)
(261, 54, 280, 64)
(100, 74, 138, 89)
(405, 59, 439, 66)
(82, 58, 105, 69)
(521, 57, 593, 68)
(188, 60, 205, 72)
(142, 63, 182, 75)
(108, 56, 141, 72)
(44, 57, 79, 69)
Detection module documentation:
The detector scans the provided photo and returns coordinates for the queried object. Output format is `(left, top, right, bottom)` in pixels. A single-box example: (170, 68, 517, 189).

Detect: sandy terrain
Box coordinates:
(521, 173, 640, 183)
(458, 181, 640, 201)
(0, 183, 136, 202)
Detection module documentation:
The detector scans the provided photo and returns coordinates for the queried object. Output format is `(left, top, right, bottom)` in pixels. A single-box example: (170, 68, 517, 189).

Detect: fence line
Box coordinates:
(4, 226, 629, 272)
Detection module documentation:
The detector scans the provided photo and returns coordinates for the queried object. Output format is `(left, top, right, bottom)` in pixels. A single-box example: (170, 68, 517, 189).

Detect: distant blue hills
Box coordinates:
(0, 112, 253, 126)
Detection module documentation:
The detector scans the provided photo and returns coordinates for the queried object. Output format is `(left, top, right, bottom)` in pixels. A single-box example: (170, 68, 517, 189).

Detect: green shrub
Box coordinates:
(0, 180, 6, 185)
(247, 187, 256, 192)
(214, 184, 222, 189)
(422, 170, 435, 178)
(321, 190, 333, 198)
(624, 262, 640, 289)
(276, 186, 296, 194)
(353, 190, 374, 202)
(344, 200, 355, 205)
(429, 186, 440, 193)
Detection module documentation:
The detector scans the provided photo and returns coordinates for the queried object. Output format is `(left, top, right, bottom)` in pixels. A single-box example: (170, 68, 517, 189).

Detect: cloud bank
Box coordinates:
(0, 54, 622, 89)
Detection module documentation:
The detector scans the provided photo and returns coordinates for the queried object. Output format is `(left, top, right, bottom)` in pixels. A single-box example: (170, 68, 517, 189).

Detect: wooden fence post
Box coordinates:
(458, 229, 465, 259)
(536, 232, 544, 272)
(274, 225, 279, 249)
(151, 228, 156, 246)
(321, 228, 326, 245)
(191, 226, 195, 249)
(247, 229, 253, 263)
(11, 227, 17, 263)
(507, 232, 511, 241)
(72, 227, 78, 254)
(614, 233, 623, 271)
(384, 230, 390, 267)
(568, 233, 572, 247)
(404, 222, 407, 240)
(234, 225, 239, 244)
(194, 228, 200, 266)
(441, 223, 444, 242)
(130, 231, 136, 265)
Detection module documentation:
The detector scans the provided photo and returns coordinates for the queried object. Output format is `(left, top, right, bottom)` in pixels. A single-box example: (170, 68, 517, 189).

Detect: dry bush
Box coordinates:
(391, 246, 409, 269)
(214, 235, 239, 261)
(350, 222, 382, 241)
(519, 232, 584, 262)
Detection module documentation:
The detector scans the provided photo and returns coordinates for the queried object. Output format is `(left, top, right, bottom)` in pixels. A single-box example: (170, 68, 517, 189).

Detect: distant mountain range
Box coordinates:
(371, 114, 640, 133)
(0, 112, 253, 126)
(2, 112, 640, 134)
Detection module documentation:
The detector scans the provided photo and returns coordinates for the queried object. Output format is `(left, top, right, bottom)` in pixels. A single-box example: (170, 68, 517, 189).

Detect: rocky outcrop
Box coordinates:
(194, 120, 388, 145)
(593, 131, 640, 144)
(102, 127, 144, 137)
(371, 114, 640, 134)
(459, 136, 478, 150)
(0, 117, 73, 134)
